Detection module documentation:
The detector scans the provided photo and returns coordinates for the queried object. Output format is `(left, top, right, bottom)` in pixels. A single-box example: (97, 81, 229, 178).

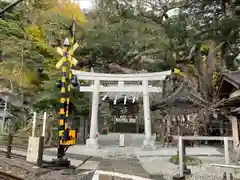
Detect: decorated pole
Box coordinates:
(55, 18, 79, 162)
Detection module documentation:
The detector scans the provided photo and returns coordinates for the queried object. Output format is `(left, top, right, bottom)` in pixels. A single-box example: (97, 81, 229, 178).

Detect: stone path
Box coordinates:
(96, 152, 151, 179)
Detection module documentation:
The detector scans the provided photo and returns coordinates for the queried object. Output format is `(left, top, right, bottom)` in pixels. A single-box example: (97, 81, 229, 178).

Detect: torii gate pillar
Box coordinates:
(86, 79, 100, 149)
(142, 79, 155, 149)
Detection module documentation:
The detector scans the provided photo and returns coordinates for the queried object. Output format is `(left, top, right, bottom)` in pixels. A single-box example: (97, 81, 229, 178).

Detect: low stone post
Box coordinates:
(224, 137, 231, 180)
(42, 112, 47, 137)
(32, 112, 37, 137)
(173, 136, 185, 180)
(182, 141, 191, 175)
(27, 112, 45, 166)
(229, 116, 239, 151)
(179, 136, 184, 178)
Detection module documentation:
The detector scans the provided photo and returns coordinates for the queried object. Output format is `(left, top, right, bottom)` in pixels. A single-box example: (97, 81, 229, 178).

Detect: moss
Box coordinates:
(169, 154, 202, 166)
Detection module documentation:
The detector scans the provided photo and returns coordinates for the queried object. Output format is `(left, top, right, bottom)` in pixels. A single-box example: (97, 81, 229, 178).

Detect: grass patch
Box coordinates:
(169, 154, 202, 166)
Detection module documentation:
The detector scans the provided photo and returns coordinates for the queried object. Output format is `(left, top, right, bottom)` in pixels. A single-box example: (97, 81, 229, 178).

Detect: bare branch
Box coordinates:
(0, 0, 24, 16)
(108, 63, 136, 73)
(130, 49, 162, 63)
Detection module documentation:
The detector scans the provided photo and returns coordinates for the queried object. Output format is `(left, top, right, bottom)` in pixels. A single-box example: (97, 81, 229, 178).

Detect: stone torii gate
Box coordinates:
(72, 70, 171, 149)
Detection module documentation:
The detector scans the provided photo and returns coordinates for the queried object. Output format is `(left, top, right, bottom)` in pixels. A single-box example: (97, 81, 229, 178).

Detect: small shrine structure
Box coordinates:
(213, 71, 240, 149)
(151, 75, 210, 143)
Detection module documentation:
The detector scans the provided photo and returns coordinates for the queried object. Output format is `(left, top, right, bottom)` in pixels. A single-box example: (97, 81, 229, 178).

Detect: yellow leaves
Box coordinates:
(172, 68, 186, 77)
(202, 55, 207, 68)
(200, 44, 209, 53)
(45, 0, 86, 25)
(25, 26, 43, 42)
(25, 25, 49, 52)
(212, 72, 220, 87)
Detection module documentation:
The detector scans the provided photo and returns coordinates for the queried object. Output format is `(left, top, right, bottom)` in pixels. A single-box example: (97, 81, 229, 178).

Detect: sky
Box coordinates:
(75, 0, 178, 16)
(74, 0, 93, 10)
(3, 0, 94, 10)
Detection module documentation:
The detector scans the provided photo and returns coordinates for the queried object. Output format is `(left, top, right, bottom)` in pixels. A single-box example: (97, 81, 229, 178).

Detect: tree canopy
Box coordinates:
(0, 0, 240, 131)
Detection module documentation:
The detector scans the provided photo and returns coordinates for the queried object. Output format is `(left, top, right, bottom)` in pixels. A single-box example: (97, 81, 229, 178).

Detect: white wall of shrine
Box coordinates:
(72, 70, 171, 149)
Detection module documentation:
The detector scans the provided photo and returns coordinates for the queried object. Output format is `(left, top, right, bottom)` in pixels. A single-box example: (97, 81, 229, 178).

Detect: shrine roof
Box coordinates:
(216, 71, 240, 99)
(151, 82, 210, 113)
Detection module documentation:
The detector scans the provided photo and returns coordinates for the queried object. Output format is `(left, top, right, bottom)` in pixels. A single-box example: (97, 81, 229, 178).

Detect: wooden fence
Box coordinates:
(0, 133, 29, 158)
(173, 136, 233, 180)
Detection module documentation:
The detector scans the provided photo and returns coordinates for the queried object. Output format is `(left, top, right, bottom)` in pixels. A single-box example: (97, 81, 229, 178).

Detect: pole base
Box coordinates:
(52, 157, 71, 167)
(85, 138, 100, 149)
(173, 174, 185, 180)
(184, 168, 191, 175)
(142, 139, 156, 150)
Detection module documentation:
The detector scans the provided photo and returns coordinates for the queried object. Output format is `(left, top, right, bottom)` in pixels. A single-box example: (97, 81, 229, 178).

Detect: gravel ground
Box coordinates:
(2, 152, 240, 180)
(37, 169, 94, 180)
(139, 156, 240, 180)
(0, 154, 95, 180)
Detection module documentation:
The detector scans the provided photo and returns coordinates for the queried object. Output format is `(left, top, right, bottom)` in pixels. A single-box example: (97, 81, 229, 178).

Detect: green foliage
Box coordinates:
(1, 0, 240, 131)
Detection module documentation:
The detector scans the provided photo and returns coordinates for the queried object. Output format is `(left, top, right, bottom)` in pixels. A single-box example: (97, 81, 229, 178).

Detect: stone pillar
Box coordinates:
(86, 79, 100, 149)
(229, 116, 239, 151)
(142, 79, 155, 149)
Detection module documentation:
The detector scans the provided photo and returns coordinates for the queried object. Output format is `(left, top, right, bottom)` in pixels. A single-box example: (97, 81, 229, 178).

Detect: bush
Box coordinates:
(169, 154, 202, 166)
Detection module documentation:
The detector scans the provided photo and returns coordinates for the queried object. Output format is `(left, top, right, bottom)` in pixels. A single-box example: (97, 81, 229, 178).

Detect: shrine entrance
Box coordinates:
(72, 70, 171, 149)
(109, 95, 140, 133)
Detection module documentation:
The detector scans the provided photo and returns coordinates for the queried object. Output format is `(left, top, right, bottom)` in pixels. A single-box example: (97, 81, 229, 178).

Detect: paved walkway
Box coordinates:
(46, 133, 223, 157)
(96, 152, 150, 179)
(0, 133, 229, 180)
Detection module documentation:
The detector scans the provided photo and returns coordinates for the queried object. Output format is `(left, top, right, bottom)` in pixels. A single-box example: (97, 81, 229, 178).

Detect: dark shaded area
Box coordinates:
(217, 71, 240, 99)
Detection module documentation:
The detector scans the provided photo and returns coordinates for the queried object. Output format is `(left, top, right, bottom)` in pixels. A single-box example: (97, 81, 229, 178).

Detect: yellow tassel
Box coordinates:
(173, 68, 180, 74)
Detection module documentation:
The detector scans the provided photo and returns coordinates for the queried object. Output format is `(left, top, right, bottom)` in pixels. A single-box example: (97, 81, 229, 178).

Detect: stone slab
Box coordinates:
(78, 161, 100, 170)
(141, 145, 157, 151)
(97, 155, 150, 179)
